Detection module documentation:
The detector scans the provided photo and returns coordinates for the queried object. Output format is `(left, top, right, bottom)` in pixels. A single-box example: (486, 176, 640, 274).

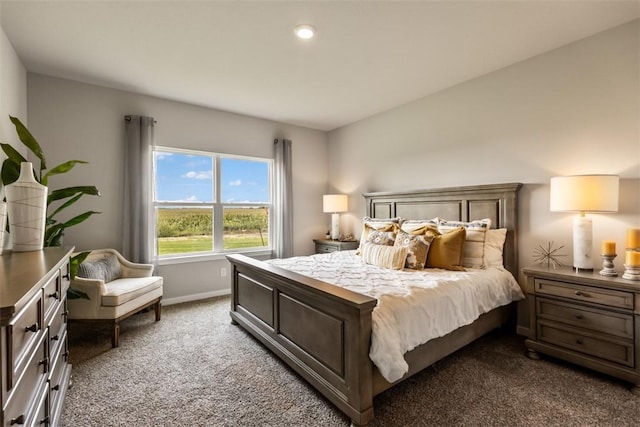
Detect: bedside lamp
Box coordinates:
(323, 194, 348, 240)
(550, 175, 619, 271)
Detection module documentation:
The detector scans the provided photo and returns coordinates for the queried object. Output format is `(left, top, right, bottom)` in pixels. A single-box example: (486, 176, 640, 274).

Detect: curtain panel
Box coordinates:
(273, 139, 293, 258)
(123, 115, 155, 264)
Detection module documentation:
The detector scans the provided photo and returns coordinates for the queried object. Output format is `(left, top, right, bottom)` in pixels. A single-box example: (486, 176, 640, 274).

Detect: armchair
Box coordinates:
(68, 249, 163, 347)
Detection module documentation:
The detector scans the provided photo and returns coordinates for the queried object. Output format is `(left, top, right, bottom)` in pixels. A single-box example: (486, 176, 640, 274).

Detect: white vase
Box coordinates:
(0, 202, 6, 254)
(6, 162, 48, 252)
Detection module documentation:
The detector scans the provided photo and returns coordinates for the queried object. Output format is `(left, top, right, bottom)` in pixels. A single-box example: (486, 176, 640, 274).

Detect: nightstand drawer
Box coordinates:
(537, 321, 634, 367)
(535, 278, 633, 310)
(537, 298, 633, 339)
(315, 244, 336, 254)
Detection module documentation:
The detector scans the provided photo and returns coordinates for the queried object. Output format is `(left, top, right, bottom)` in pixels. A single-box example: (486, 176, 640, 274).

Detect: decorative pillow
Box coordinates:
(400, 218, 439, 235)
(438, 218, 491, 268)
(77, 255, 122, 283)
(484, 228, 508, 268)
(361, 242, 408, 270)
(357, 217, 403, 254)
(425, 227, 466, 271)
(367, 230, 397, 246)
(394, 230, 434, 270)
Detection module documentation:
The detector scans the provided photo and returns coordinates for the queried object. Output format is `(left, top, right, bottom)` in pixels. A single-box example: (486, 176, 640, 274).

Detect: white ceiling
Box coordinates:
(1, 1, 638, 131)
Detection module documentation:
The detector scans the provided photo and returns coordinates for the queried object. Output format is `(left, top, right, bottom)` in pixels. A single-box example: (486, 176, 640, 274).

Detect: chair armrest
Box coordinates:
(70, 277, 107, 302)
(118, 258, 154, 278)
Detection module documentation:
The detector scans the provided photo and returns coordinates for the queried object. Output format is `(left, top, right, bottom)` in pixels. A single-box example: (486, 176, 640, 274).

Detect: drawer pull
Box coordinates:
(39, 416, 49, 425)
(62, 310, 69, 319)
(51, 334, 59, 341)
(25, 322, 39, 333)
(52, 384, 60, 391)
(10, 414, 25, 425)
(38, 357, 49, 371)
(576, 339, 584, 345)
(62, 273, 70, 280)
(574, 290, 590, 297)
(48, 291, 59, 299)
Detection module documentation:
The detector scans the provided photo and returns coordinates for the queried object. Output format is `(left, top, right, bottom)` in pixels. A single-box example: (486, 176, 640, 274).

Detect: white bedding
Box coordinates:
(267, 250, 524, 383)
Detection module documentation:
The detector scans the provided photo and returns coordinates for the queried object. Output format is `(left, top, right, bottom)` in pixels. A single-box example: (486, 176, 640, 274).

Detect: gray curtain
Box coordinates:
(123, 115, 155, 264)
(273, 139, 293, 258)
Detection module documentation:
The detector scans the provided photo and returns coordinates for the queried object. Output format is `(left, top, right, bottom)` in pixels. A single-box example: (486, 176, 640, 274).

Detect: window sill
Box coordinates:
(157, 248, 273, 266)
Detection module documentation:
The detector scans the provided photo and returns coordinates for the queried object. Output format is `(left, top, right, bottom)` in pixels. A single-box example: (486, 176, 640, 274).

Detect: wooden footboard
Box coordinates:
(227, 253, 378, 426)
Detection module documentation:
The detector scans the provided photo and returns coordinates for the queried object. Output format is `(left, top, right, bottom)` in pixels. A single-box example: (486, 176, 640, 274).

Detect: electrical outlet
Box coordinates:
(221, 267, 227, 277)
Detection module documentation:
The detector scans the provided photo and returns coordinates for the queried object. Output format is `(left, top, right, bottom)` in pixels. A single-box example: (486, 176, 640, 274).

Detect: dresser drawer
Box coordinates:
(536, 297, 633, 339)
(534, 278, 633, 310)
(8, 291, 43, 390)
(48, 330, 67, 418)
(42, 270, 61, 326)
(47, 297, 67, 358)
(315, 244, 336, 254)
(3, 332, 48, 427)
(537, 321, 634, 367)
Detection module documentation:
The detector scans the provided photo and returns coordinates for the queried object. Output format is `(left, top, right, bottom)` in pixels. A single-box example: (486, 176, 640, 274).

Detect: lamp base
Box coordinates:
(330, 213, 340, 240)
(573, 216, 593, 270)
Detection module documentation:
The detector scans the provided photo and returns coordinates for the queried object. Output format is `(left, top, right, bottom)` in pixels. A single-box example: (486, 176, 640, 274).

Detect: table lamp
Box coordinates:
(323, 194, 348, 240)
(550, 174, 619, 271)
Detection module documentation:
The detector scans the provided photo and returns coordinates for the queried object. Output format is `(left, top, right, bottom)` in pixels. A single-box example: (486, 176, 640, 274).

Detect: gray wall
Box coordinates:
(26, 74, 328, 303)
(327, 21, 640, 333)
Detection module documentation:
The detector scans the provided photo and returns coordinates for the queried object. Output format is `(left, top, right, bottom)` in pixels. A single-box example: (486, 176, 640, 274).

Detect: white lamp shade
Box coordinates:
(550, 175, 619, 213)
(323, 194, 348, 213)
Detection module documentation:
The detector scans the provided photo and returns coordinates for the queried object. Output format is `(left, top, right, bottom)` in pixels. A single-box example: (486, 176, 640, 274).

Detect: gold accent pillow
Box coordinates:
(438, 218, 491, 269)
(425, 227, 466, 271)
(361, 242, 408, 270)
(394, 230, 434, 270)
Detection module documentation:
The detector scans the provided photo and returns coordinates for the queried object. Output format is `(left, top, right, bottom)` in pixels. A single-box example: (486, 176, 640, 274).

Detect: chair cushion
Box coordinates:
(101, 276, 163, 307)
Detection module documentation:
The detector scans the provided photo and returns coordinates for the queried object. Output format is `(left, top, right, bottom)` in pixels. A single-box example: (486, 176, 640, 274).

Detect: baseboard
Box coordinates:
(516, 325, 529, 337)
(162, 289, 231, 306)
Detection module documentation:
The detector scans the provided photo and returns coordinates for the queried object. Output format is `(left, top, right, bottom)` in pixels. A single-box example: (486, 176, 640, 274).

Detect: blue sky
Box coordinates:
(154, 152, 269, 203)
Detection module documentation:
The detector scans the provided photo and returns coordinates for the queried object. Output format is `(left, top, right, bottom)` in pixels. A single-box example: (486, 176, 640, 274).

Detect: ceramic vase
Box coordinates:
(0, 202, 6, 254)
(6, 162, 48, 252)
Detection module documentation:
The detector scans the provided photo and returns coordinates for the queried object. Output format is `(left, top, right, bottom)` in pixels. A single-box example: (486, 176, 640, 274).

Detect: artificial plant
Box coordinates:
(1, 115, 101, 298)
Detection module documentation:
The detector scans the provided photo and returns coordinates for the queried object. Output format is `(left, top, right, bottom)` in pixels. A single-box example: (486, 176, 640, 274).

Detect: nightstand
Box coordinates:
(523, 265, 640, 395)
(313, 239, 359, 254)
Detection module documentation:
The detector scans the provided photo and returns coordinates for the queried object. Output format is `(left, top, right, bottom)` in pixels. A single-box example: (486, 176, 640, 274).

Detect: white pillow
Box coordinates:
(438, 218, 491, 268)
(361, 242, 408, 270)
(400, 218, 439, 234)
(484, 228, 507, 268)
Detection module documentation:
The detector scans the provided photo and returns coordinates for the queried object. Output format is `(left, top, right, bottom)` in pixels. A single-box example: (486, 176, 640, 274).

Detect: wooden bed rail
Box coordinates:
(227, 253, 378, 425)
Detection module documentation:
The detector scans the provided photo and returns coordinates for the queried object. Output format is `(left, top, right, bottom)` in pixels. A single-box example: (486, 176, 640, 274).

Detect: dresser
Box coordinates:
(523, 265, 640, 395)
(313, 239, 359, 254)
(1, 247, 74, 427)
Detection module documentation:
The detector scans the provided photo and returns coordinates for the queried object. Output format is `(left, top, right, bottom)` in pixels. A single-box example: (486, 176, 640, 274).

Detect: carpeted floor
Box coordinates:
(61, 296, 640, 426)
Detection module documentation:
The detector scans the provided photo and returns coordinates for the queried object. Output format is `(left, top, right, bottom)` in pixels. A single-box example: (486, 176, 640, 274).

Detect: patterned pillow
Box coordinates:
(425, 227, 466, 271)
(438, 218, 491, 268)
(367, 230, 397, 246)
(361, 242, 408, 270)
(394, 230, 434, 270)
(357, 217, 402, 254)
(77, 255, 122, 283)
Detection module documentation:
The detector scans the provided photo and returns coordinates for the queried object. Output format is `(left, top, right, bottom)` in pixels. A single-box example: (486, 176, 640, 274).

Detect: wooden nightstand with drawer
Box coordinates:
(523, 266, 640, 395)
(313, 239, 359, 254)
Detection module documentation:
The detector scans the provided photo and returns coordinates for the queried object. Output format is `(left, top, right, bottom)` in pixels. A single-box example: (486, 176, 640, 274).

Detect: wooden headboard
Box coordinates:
(363, 183, 522, 276)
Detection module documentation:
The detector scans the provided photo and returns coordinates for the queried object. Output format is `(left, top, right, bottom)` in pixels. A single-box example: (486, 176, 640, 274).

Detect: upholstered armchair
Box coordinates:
(67, 249, 163, 348)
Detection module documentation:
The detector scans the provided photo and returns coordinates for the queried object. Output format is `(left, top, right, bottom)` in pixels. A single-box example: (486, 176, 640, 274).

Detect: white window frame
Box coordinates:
(153, 146, 273, 264)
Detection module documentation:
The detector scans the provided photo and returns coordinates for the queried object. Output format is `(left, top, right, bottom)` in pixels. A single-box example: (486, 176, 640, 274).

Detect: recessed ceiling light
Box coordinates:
(294, 24, 315, 40)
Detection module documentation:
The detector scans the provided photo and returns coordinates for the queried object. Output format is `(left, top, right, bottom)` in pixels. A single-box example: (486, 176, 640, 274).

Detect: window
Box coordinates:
(153, 147, 272, 258)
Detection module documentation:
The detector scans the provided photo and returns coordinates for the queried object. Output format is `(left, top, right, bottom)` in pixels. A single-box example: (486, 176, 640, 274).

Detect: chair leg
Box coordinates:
(112, 322, 120, 348)
(155, 301, 162, 322)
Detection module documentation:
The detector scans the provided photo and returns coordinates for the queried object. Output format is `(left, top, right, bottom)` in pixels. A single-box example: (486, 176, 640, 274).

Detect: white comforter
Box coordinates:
(267, 250, 524, 383)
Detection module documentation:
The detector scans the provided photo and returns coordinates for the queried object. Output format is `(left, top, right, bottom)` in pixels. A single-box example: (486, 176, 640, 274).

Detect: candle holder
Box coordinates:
(599, 254, 618, 277)
(622, 264, 640, 281)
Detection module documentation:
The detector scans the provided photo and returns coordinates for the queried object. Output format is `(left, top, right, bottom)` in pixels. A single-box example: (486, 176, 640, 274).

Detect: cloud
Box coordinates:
(229, 180, 242, 186)
(182, 170, 213, 180)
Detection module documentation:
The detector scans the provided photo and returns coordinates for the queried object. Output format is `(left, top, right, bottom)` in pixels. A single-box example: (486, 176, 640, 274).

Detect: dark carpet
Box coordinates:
(61, 296, 640, 426)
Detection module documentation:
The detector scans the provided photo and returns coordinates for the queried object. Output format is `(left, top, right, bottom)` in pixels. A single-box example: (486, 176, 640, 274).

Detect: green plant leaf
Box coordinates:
(47, 186, 101, 204)
(41, 160, 88, 186)
(0, 143, 28, 165)
(47, 193, 83, 220)
(44, 223, 65, 247)
(61, 211, 101, 228)
(1, 159, 21, 186)
(9, 116, 47, 170)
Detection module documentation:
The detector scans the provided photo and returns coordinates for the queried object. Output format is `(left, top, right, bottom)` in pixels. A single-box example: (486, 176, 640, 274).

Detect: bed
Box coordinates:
(227, 183, 522, 426)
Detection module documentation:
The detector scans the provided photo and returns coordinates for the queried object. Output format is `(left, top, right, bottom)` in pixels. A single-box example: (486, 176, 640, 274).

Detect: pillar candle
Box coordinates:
(601, 241, 616, 255)
(625, 250, 640, 267)
(627, 228, 640, 249)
